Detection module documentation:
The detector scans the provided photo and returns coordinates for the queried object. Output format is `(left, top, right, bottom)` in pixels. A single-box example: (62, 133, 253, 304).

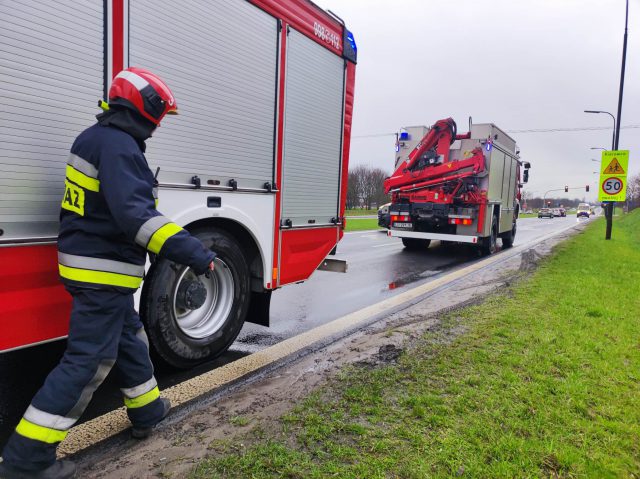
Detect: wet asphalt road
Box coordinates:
(0, 216, 582, 446)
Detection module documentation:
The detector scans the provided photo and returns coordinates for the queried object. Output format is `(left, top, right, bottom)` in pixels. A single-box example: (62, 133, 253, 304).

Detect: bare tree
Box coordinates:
(369, 167, 390, 208)
(348, 165, 389, 209)
(626, 173, 640, 211)
(346, 170, 359, 209)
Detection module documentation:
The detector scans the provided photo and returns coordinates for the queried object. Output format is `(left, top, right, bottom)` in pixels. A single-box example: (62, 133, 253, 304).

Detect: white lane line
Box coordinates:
(372, 242, 402, 248)
(59, 221, 580, 457)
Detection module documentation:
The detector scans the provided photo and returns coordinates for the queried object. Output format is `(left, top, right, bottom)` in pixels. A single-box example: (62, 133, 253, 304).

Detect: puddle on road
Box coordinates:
(386, 254, 479, 291)
(236, 332, 285, 347)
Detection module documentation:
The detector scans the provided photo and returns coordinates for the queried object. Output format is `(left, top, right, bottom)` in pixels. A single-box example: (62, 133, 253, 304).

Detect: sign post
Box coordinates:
(598, 150, 629, 239)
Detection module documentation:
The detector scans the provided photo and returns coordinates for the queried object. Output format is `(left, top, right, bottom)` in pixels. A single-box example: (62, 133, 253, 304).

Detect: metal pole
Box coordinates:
(615, 0, 628, 151)
(607, 0, 629, 240)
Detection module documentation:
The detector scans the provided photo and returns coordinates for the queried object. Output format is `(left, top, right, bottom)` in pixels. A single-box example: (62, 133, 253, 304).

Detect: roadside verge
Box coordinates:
(187, 211, 640, 478)
(69, 217, 601, 477)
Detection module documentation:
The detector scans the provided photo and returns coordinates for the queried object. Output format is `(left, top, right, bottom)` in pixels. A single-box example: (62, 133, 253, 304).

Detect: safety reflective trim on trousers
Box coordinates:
(135, 216, 184, 254)
(68, 154, 98, 179)
(124, 386, 160, 409)
(23, 405, 76, 431)
(121, 376, 157, 400)
(15, 418, 68, 444)
(58, 253, 144, 277)
(66, 165, 100, 192)
(66, 358, 115, 421)
(58, 264, 142, 289)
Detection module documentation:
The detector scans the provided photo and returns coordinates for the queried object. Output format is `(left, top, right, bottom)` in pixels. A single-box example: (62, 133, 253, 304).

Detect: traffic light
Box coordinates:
(564, 185, 568, 193)
(586, 185, 590, 192)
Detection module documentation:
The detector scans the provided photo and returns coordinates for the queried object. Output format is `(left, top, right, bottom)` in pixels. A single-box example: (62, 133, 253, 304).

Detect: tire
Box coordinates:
(480, 216, 498, 255)
(141, 227, 250, 369)
(402, 238, 431, 250)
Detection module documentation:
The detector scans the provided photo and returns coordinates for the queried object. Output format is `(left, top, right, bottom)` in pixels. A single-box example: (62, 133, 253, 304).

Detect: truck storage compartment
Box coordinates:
(129, 0, 279, 190)
(0, 0, 104, 241)
(281, 29, 345, 227)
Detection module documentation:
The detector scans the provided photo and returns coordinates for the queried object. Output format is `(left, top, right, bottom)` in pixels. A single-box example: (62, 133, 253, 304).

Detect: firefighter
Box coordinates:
(0, 68, 215, 479)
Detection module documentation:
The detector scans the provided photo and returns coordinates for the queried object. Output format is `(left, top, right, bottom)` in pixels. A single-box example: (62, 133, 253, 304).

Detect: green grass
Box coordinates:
(344, 218, 383, 232)
(191, 212, 640, 479)
(345, 208, 378, 216)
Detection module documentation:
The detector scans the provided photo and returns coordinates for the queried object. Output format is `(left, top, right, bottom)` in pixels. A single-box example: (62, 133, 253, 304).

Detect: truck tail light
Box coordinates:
(448, 218, 473, 225)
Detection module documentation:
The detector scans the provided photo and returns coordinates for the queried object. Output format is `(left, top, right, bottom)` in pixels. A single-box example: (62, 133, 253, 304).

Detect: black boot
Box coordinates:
(131, 398, 171, 439)
(0, 459, 76, 479)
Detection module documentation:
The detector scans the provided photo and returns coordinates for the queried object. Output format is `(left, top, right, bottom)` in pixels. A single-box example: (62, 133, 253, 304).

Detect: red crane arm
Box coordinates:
(384, 118, 475, 195)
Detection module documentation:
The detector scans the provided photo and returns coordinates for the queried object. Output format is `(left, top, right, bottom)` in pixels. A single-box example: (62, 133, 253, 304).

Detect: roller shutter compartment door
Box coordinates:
(281, 29, 345, 227)
(0, 0, 103, 241)
(129, 0, 278, 189)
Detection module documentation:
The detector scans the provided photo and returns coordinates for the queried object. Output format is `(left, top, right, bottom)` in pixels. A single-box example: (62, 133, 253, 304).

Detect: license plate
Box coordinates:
(393, 222, 413, 228)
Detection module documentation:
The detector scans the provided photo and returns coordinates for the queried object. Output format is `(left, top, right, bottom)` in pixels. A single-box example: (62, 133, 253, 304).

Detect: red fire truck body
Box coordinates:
(0, 0, 357, 367)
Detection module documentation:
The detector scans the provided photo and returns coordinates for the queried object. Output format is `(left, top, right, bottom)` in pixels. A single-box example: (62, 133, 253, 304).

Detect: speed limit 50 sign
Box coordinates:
(598, 150, 629, 202)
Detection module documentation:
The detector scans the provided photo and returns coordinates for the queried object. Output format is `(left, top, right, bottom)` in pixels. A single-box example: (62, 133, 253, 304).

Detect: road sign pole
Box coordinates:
(608, 0, 629, 240)
(599, 151, 629, 240)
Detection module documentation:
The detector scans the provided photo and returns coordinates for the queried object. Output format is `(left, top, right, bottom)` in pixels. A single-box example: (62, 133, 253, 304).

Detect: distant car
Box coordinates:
(559, 208, 566, 217)
(538, 208, 554, 219)
(552, 208, 561, 217)
(576, 206, 590, 218)
(378, 203, 391, 228)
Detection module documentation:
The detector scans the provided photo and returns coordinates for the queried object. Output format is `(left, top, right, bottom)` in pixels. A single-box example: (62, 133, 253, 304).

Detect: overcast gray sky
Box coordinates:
(318, 0, 639, 202)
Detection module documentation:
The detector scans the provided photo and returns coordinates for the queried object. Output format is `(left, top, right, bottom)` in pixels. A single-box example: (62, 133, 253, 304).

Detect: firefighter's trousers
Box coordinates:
(1, 287, 165, 471)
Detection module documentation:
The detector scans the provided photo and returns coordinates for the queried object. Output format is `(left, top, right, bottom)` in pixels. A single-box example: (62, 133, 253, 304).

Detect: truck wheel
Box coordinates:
(501, 222, 516, 248)
(141, 227, 250, 369)
(402, 238, 431, 250)
(480, 217, 498, 255)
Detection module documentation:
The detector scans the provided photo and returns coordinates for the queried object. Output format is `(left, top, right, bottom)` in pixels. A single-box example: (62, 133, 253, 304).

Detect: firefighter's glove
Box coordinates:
(204, 261, 215, 279)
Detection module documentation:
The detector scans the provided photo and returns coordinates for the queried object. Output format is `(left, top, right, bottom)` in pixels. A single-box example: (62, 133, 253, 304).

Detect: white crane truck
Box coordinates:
(384, 118, 530, 255)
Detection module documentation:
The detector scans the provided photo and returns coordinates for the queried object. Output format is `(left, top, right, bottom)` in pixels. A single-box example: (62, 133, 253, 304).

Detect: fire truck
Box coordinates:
(384, 118, 530, 254)
(0, 0, 357, 368)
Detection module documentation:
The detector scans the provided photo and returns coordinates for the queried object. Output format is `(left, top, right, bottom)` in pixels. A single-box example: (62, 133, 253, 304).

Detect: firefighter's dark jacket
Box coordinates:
(58, 122, 215, 291)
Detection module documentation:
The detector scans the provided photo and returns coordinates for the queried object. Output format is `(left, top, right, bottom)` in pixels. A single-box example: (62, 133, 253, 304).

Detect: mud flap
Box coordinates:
(245, 290, 271, 327)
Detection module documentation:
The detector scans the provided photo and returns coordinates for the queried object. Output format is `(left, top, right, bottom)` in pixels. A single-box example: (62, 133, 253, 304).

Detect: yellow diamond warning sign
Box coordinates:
(599, 150, 629, 202)
(603, 158, 625, 174)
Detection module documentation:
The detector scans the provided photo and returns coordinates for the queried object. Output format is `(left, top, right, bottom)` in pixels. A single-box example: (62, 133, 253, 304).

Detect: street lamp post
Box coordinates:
(584, 110, 616, 150)
(584, 109, 627, 239)
(583, 0, 628, 240)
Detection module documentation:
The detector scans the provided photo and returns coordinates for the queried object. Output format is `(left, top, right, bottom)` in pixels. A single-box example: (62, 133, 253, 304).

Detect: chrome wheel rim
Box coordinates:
(172, 258, 234, 339)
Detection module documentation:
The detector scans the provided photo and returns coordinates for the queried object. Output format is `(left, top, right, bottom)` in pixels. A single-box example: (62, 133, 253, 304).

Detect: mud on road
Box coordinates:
(74, 225, 584, 478)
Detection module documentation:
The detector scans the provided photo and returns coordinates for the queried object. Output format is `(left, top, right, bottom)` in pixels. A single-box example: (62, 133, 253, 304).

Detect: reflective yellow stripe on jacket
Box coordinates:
(66, 154, 100, 192)
(58, 252, 144, 289)
(135, 216, 184, 254)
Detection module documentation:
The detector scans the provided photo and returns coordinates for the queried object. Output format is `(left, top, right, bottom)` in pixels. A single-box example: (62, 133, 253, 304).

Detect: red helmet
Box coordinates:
(108, 67, 178, 125)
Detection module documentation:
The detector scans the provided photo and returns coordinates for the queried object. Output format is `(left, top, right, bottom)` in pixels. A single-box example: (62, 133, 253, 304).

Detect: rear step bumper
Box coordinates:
(388, 229, 479, 244)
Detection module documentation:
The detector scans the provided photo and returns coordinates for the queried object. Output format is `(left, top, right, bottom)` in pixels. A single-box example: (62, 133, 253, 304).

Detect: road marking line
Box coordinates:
(58, 221, 580, 457)
(372, 242, 401, 248)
